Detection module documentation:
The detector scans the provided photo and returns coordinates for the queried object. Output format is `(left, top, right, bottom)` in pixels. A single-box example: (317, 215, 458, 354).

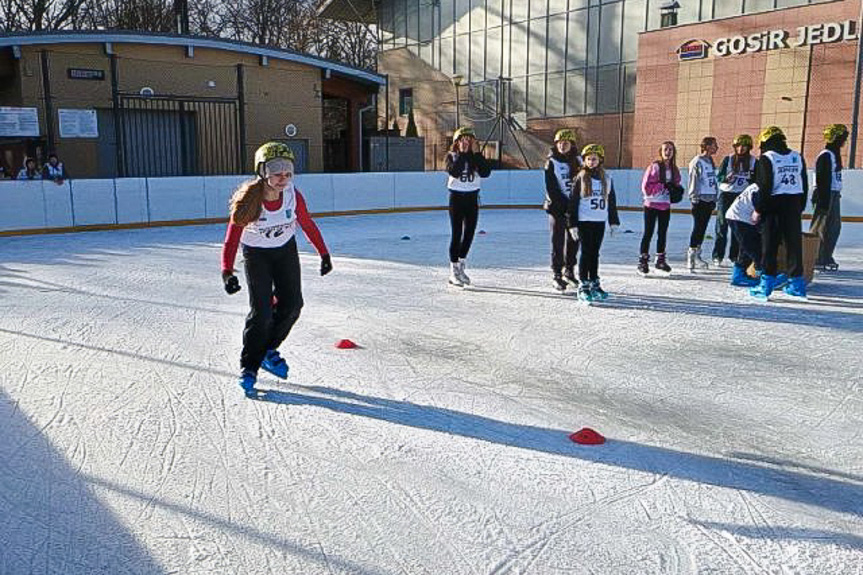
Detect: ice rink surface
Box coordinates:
(1, 208, 862, 574)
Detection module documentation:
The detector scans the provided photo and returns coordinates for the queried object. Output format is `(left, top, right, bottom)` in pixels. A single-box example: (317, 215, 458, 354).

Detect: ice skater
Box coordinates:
(543, 128, 582, 291)
(713, 134, 756, 267)
(686, 137, 719, 271)
(725, 183, 762, 287)
(638, 141, 681, 276)
(749, 126, 808, 301)
(567, 144, 619, 303)
(221, 142, 332, 396)
(445, 126, 491, 287)
(810, 123, 848, 272)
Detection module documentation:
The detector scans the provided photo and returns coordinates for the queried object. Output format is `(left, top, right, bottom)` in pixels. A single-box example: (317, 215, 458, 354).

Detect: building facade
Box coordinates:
(0, 32, 383, 178)
(321, 0, 857, 169)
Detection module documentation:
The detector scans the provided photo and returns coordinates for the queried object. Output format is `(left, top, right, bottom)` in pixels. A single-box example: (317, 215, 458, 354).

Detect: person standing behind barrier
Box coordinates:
(750, 126, 808, 301)
(221, 142, 332, 397)
(445, 126, 491, 287)
(725, 183, 763, 287)
(567, 144, 619, 303)
(42, 153, 69, 185)
(638, 141, 681, 276)
(713, 135, 756, 267)
(543, 129, 582, 291)
(17, 157, 40, 180)
(686, 137, 719, 271)
(810, 124, 848, 272)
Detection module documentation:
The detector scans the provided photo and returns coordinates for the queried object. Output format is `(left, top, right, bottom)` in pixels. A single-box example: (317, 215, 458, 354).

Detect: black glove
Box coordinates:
(222, 271, 241, 295)
(320, 254, 333, 276)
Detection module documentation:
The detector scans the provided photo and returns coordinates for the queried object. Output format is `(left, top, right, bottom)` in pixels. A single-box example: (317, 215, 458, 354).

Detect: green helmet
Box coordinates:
(453, 126, 476, 141)
(823, 123, 848, 144)
(554, 129, 576, 143)
(581, 143, 605, 160)
(254, 141, 295, 175)
(732, 134, 753, 148)
(758, 126, 785, 144)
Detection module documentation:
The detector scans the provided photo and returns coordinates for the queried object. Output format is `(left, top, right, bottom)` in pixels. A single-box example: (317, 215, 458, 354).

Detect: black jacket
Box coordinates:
(753, 139, 808, 215)
(812, 144, 842, 210)
(445, 151, 491, 181)
(543, 148, 581, 215)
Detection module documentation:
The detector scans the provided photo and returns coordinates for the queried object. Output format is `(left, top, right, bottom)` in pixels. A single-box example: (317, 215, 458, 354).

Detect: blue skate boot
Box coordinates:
(261, 349, 289, 379)
(590, 279, 609, 301)
(749, 274, 776, 301)
(783, 276, 807, 299)
(239, 369, 257, 398)
(577, 283, 593, 304)
(774, 273, 789, 289)
(730, 264, 759, 287)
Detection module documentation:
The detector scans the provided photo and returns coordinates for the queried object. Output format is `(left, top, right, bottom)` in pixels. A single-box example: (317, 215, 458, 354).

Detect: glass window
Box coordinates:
(570, 0, 588, 8)
(511, 20, 528, 76)
(407, 0, 419, 43)
(456, 34, 470, 78)
(440, 0, 454, 36)
(623, 63, 637, 112)
(776, 0, 809, 7)
(527, 74, 546, 117)
(502, 24, 511, 77)
(587, 6, 600, 66)
(568, 8, 588, 68)
(547, 72, 565, 117)
(455, 0, 470, 34)
(598, 2, 622, 66)
(471, 32, 485, 82)
(393, 0, 407, 45)
(420, 2, 433, 42)
(487, 0, 504, 28)
(745, 0, 775, 13)
(531, 0, 548, 19)
(547, 13, 567, 73)
(566, 68, 586, 115)
(441, 36, 455, 75)
(399, 88, 414, 116)
(511, 0, 528, 22)
(622, 0, 645, 62)
(487, 27, 502, 78)
(596, 65, 620, 114)
(471, 0, 486, 31)
(549, 0, 567, 15)
(529, 18, 547, 75)
(420, 42, 433, 66)
(511, 77, 527, 114)
(714, 0, 743, 18)
(585, 66, 597, 114)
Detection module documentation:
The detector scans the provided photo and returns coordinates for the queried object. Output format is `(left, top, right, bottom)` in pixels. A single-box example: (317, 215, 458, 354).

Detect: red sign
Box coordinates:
(678, 39, 709, 61)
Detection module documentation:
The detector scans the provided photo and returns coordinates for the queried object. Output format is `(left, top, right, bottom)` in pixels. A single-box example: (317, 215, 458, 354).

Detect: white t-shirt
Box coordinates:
(725, 184, 759, 224)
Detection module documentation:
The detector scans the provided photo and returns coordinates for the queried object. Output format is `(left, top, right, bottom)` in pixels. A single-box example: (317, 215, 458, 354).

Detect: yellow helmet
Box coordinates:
(254, 142, 295, 175)
(758, 126, 785, 144)
(554, 129, 577, 143)
(453, 126, 476, 141)
(823, 123, 848, 144)
(732, 134, 753, 148)
(581, 144, 605, 160)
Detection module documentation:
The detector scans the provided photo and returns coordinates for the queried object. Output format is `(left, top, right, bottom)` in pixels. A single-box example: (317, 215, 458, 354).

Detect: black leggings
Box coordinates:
(577, 221, 606, 282)
(762, 195, 804, 277)
(548, 212, 578, 274)
(729, 220, 761, 271)
(712, 192, 740, 261)
(689, 200, 715, 248)
(448, 190, 479, 263)
(241, 237, 304, 372)
(640, 207, 670, 254)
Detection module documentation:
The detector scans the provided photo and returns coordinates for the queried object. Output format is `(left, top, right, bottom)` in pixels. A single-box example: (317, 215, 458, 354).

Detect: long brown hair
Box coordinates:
(656, 141, 679, 183)
(228, 178, 267, 226)
(577, 164, 608, 200)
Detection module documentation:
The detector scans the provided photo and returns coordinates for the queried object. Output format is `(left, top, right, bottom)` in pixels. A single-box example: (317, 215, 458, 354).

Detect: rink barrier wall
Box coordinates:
(1, 169, 862, 236)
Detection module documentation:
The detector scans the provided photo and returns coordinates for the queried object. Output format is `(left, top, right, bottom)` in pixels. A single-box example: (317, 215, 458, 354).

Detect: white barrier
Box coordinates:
(1, 169, 861, 234)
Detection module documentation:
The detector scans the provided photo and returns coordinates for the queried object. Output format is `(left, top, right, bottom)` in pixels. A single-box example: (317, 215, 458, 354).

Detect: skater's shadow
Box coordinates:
(597, 292, 863, 333)
(257, 385, 863, 518)
(464, 284, 577, 300)
(689, 520, 863, 551)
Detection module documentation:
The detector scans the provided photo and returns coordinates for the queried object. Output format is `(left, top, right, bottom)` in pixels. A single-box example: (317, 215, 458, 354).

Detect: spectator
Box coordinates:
(17, 157, 40, 180)
(42, 153, 69, 184)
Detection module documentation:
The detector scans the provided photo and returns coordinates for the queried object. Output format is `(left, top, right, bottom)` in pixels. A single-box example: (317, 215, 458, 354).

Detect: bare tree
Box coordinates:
(80, 0, 175, 32)
(1, 0, 88, 31)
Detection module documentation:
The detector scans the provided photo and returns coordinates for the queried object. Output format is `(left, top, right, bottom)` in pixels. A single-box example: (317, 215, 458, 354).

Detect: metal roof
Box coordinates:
(0, 30, 384, 85)
(317, 0, 376, 24)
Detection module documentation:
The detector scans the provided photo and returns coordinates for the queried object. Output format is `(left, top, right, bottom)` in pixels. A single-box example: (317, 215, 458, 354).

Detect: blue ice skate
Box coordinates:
(783, 276, 807, 300)
(261, 349, 289, 379)
(774, 273, 789, 289)
(749, 274, 776, 302)
(730, 264, 759, 287)
(577, 284, 593, 304)
(239, 369, 257, 398)
(590, 280, 609, 301)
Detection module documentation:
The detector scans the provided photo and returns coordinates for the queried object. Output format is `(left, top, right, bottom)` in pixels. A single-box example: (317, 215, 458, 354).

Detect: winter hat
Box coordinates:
(554, 128, 577, 143)
(732, 134, 753, 148)
(453, 126, 476, 141)
(581, 144, 605, 161)
(823, 124, 848, 144)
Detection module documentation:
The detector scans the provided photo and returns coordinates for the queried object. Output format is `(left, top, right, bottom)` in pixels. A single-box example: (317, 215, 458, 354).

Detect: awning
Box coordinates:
(317, 0, 376, 24)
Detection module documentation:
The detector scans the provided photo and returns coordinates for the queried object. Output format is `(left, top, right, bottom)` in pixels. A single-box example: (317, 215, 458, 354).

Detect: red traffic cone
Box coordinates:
(335, 339, 358, 349)
(569, 427, 605, 445)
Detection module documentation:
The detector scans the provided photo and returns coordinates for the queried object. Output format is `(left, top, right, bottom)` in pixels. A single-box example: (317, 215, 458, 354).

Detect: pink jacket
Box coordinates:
(641, 161, 680, 210)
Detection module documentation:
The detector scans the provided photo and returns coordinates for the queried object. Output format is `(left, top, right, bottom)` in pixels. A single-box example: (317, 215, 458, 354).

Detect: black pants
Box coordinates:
(241, 237, 304, 372)
(640, 207, 670, 254)
(762, 195, 804, 277)
(729, 220, 761, 271)
(448, 191, 479, 263)
(548, 213, 578, 274)
(577, 221, 606, 282)
(712, 192, 740, 261)
(689, 200, 716, 248)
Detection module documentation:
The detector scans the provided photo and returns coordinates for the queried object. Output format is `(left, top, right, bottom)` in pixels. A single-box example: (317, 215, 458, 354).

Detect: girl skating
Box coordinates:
(686, 137, 719, 271)
(638, 141, 681, 276)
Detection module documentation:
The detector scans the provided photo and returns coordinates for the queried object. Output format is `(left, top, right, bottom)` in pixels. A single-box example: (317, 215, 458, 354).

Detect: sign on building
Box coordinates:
(0, 107, 39, 137)
(58, 109, 99, 138)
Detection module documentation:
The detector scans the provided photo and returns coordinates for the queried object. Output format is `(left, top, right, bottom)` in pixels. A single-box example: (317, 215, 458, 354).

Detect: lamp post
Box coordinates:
(451, 74, 463, 129)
